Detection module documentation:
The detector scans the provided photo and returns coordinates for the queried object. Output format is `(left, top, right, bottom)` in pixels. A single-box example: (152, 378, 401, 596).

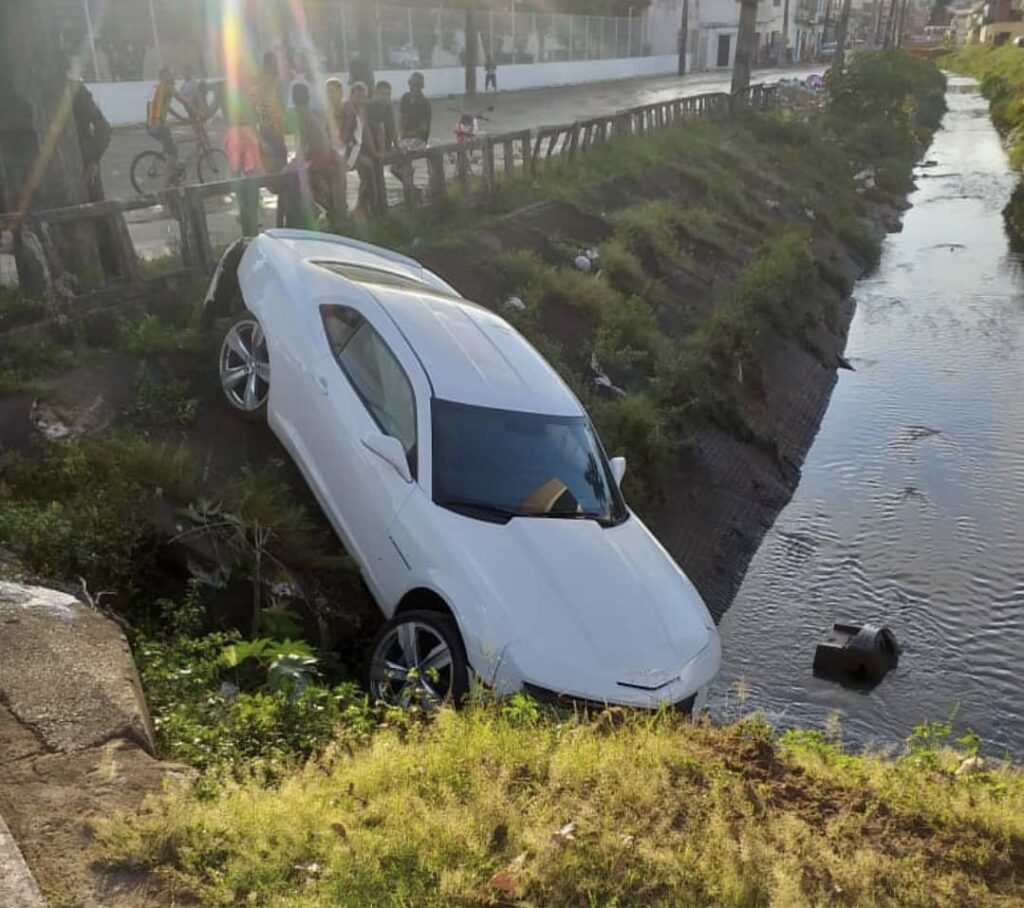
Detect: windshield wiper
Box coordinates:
(532, 511, 616, 527)
(439, 500, 521, 524)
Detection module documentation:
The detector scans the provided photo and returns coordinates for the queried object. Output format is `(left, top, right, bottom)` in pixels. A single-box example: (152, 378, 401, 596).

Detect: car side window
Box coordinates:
(325, 306, 417, 472)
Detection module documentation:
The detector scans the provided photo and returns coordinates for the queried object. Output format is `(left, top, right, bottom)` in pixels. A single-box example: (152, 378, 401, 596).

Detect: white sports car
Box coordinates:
(205, 229, 721, 711)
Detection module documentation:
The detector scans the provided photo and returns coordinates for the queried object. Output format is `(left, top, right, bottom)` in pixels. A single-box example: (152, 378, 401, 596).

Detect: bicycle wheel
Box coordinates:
(130, 150, 169, 195)
(197, 148, 230, 185)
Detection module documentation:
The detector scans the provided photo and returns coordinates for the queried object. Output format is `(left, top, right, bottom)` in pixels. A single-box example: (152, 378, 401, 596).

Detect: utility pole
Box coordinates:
(731, 0, 759, 96)
(895, 0, 910, 45)
(882, 0, 898, 46)
(833, 0, 852, 64)
(464, 7, 478, 97)
(783, 0, 791, 63)
(678, 0, 689, 74)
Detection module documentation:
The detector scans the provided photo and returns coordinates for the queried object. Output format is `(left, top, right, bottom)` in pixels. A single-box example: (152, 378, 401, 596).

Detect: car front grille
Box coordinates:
(523, 684, 696, 717)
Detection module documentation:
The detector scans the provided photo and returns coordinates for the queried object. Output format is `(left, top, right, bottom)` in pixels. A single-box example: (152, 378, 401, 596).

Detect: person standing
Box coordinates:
(72, 80, 110, 201)
(223, 96, 262, 177)
(253, 51, 287, 174)
(291, 81, 340, 227)
(399, 71, 431, 145)
(485, 55, 498, 92)
(72, 79, 118, 275)
(325, 78, 350, 218)
(394, 72, 430, 198)
(366, 80, 397, 158)
(343, 82, 378, 218)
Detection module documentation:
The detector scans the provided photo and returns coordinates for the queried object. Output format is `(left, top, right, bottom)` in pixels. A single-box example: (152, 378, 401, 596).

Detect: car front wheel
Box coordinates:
(368, 610, 469, 709)
(218, 310, 270, 418)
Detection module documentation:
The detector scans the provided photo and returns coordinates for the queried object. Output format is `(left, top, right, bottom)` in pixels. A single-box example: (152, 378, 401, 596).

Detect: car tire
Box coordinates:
(368, 609, 470, 709)
(218, 309, 270, 420)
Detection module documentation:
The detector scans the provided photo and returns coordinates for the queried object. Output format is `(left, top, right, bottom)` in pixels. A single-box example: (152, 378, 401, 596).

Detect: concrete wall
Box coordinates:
(90, 54, 681, 127)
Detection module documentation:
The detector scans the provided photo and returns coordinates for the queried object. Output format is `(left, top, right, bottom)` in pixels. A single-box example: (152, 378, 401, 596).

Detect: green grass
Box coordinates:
(131, 364, 199, 427)
(93, 705, 1024, 907)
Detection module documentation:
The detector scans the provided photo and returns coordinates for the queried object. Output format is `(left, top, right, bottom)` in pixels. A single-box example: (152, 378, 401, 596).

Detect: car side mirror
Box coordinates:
(362, 432, 413, 483)
(610, 456, 627, 486)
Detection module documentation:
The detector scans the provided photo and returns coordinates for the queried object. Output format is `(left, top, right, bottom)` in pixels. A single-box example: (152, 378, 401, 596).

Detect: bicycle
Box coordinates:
(130, 118, 230, 195)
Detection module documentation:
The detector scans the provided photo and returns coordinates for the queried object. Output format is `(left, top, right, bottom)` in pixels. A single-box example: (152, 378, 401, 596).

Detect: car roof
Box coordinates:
(254, 231, 582, 417)
(260, 229, 456, 295)
(366, 286, 582, 417)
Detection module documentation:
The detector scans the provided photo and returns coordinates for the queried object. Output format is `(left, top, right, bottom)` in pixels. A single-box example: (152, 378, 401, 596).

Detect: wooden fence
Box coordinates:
(2, 83, 777, 314)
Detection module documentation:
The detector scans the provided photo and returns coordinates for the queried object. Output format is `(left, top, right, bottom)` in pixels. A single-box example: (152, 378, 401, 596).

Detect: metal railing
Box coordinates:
(1, 83, 777, 320)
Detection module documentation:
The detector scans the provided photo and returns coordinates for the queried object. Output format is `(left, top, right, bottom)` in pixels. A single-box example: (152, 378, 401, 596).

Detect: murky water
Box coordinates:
(710, 77, 1024, 755)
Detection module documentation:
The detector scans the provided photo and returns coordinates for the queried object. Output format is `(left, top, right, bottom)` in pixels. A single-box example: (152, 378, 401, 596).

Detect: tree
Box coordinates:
(678, 0, 689, 75)
(833, 0, 853, 65)
(465, 7, 479, 96)
(731, 0, 759, 97)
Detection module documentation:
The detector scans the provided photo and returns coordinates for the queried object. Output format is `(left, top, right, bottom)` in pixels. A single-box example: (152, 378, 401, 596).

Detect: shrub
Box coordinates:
(825, 50, 946, 158)
(131, 364, 199, 426)
(593, 294, 664, 379)
(0, 437, 199, 600)
(589, 392, 677, 506)
(134, 627, 380, 775)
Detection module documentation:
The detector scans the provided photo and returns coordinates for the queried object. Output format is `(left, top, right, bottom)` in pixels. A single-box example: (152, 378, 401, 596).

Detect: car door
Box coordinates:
(308, 303, 421, 599)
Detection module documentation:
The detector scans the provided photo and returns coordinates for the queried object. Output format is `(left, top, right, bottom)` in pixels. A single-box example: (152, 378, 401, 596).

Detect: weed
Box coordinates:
(93, 705, 1024, 907)
(132, 627, 379, 775)
(0, 287, 48, 333)
(610, 200, 690, 272)
(593, 294, 664, 380)
(115, 310, 204, 355)
(836, 216, 882, 269)
(131, 364, 199, 426)
(589, 392, 677, 507)
(598, 238, 650, 296)
(495, 249, 619, 318)
(0, 330, 78, 396)
(0, 437, 200, 604)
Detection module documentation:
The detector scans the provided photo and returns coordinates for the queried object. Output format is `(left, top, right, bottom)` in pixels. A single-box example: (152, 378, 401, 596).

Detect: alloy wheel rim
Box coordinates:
(219, 319, 270, 411)
(369, 621, 454, 709)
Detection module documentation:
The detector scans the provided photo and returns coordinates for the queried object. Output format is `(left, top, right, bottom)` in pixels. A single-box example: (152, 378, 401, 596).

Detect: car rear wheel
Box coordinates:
(368, 610, 469, 709)
(218, 310, 270, 418)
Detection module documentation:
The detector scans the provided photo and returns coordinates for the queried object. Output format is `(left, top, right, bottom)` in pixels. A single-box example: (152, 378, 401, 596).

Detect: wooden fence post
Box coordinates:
(482, 137, 496, 197)
(237, 177, 261, 237)
(184, 186, 213, 274)
(519, 131, 532, 177)
(455, 147, 471, 191)
(426, 149, 446, 204)
(107, 210, 140, 283)
(369, 159, 388, 217)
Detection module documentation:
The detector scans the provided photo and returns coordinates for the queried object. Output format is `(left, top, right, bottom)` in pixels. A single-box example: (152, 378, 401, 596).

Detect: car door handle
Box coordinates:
(315, 373, 329, 395)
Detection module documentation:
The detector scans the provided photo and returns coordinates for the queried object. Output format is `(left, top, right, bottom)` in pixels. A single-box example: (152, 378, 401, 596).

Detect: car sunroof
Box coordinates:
(315, 261, 436, 294)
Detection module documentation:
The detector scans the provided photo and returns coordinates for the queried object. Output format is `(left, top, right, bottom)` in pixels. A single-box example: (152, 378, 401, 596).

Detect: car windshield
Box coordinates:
(432, 399, 627, 525)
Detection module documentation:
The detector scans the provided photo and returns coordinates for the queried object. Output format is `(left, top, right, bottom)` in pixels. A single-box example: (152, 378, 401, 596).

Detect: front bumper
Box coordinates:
(497, 629, 722, 714)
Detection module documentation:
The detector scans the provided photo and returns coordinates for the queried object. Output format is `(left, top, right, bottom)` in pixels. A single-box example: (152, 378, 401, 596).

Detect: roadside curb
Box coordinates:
(0, 813, 47, 908)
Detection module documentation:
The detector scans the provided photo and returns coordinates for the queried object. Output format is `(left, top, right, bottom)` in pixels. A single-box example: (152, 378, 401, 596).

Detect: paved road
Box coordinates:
(0, 65, 823, 277)
(103, 65, 820, 203)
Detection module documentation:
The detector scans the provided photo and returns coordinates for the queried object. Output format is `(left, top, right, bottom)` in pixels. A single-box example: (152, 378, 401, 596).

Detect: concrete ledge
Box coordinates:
(0, 581, 155, 757)
(0, 814, 46, 908)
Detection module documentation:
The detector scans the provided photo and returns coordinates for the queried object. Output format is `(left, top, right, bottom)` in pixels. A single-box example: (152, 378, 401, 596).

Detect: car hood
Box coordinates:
(453, 513, 714, 686)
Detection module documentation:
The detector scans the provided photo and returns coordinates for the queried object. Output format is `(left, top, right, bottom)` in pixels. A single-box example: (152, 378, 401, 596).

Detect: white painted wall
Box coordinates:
(91, 54, 682, 127)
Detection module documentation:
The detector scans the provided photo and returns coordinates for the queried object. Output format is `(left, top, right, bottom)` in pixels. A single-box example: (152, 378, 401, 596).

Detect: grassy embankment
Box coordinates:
(942, 44, 1024, 238)
(4, 52, 1014, 907)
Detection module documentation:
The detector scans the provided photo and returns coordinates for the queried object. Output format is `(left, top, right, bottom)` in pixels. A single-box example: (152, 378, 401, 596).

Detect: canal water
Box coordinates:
(710, 76, 1024, 755)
